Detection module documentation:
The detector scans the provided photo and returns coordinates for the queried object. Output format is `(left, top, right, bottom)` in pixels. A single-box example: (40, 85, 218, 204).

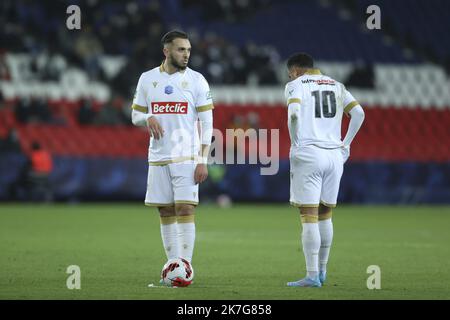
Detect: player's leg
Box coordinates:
(175, 204, 196, 262)
(318, 148, 344, 284)
(144, 165, 177, 261)
(300, 206, 321, 280)
(288, 147, 323, 287)
(158, 206, 179, 260)
(318, 203, 333, 284)
(287, 206, 322, 288)
(170, 161, 199, 263)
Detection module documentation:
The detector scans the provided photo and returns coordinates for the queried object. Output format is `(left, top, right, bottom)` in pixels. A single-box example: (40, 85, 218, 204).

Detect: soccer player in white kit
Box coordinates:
(284, 53, 365, 287)
(131, 31, 213, 283)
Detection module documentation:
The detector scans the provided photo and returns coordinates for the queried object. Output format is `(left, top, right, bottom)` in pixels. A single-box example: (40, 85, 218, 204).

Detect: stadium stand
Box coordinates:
(0, 0, 449, 203)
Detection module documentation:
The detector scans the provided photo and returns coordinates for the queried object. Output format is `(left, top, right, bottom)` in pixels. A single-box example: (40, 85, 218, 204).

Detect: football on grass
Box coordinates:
(161, 258, 194, 287)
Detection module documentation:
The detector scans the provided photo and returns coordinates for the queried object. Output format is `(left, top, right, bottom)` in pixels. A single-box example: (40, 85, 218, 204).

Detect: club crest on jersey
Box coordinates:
(152, 82, 158, 88)
(164, 85, 174, 95)
(151, 102, 188, 114)
(181, 81, 189, 89)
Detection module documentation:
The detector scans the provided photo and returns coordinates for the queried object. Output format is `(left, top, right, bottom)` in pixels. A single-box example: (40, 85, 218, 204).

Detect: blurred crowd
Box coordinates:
(181, 0, 272, 22)
(0, 0, 383, 135)
(1, 0, 283, 100)
(10, 96, 132, 127)
(1, 0, 448, 94)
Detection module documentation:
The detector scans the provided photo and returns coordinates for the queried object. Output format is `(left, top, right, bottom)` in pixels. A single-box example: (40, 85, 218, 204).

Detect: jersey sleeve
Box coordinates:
(285, 81, 302, 106)
(195, 75, 214, 112)
(131, 74, 148, 113)
(343, 87, 360, 114)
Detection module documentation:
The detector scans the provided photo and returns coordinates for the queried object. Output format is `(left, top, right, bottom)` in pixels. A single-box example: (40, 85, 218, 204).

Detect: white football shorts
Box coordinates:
(290, 145, 344, 208)
(145, 160, 199, 207)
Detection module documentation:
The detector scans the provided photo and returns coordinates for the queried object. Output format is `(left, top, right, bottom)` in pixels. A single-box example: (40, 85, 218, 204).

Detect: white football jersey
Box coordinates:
(285, 69, 359, 150)
(132, 64, 214, 164)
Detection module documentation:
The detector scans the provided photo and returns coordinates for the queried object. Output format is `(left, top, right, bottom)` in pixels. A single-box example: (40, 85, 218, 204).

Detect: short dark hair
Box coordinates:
(286, 53, 314, 69)
(161, 30, 189, 46)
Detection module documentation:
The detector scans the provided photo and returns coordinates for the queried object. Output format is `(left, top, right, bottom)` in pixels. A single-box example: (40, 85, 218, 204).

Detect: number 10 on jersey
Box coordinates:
(312, 90, 337, 118)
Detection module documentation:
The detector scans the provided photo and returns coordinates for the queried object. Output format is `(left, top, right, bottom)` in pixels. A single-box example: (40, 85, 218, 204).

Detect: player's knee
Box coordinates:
(299, 207, 318, 223)
(300, 207, 318, 215)
(319, 204, 333, 220)
(158, 206, 175, 217)
(319, 204, 332, 214)
(175, 204, 195, 216)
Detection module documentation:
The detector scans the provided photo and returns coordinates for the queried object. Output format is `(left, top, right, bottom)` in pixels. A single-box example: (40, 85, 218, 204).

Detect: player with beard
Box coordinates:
(131, 30, 214, 285)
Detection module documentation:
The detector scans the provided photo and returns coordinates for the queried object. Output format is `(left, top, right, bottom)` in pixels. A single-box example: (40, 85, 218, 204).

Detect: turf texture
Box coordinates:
(0, 203, 449, 300)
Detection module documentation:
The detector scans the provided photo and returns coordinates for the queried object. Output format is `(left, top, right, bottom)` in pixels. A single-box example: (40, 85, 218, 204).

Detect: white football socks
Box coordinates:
(318, 218, 333, 273)
(177, 215, 196, 262)
(160, 216, 179, 260)
(302, 222, 321, 279)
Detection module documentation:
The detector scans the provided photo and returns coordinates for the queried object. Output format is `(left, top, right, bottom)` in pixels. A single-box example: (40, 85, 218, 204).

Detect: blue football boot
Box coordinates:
(287, 276, 322, 287)
(319, 271, 327, 285)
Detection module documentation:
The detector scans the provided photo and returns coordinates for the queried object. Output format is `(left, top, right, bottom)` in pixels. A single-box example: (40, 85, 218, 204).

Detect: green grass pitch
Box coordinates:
(1, 203, 449, 300)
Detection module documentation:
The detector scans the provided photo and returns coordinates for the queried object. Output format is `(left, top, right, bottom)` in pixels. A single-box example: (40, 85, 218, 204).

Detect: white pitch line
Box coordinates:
(147, 283, 178, 288)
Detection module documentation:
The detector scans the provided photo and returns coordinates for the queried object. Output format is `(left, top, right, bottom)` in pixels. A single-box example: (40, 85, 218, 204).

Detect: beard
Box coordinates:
(169, 55, 188, 70)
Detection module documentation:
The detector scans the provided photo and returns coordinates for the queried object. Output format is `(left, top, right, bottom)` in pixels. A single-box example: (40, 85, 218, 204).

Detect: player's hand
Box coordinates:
(194, 164, 208, 184)
(341, 145, 350, 163)
(147, 116, 164, 140)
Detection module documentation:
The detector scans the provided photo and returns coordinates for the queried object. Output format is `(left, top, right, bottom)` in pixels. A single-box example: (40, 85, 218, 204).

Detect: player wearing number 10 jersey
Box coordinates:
(284, 53, 365, 287)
